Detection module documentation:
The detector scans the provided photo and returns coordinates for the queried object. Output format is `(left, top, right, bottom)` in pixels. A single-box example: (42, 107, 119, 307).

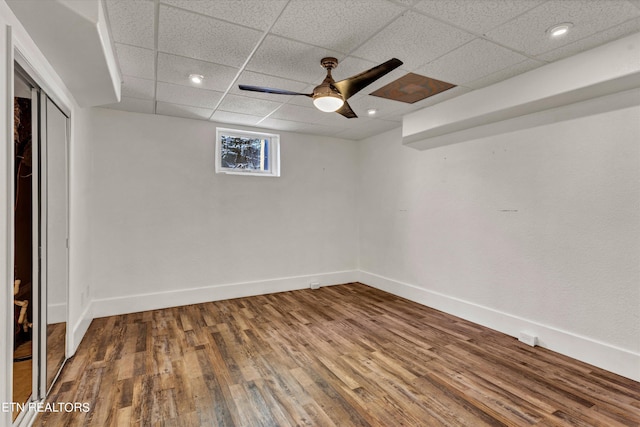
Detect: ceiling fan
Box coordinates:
(239, 57, 403, 118)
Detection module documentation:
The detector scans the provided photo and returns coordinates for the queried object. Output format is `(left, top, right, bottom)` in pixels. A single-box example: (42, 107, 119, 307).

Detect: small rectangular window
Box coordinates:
(215, 128, 280, 177)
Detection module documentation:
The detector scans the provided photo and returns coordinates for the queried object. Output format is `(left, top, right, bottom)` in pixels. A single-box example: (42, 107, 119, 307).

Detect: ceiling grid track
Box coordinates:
(152, 0, 160, 115)
(83, 0, 640, 140)
(207, 0, 293, 121)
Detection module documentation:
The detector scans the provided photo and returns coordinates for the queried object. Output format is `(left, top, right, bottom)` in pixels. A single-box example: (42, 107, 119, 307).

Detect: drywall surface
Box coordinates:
(68, 106, 95, 351)
(87, 108, 358, 314)
(358, 94, 640, 380)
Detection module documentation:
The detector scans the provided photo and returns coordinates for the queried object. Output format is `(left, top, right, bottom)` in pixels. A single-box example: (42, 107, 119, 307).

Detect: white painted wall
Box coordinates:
(86, 108, 359, 316)
(357, 92, 640, 381)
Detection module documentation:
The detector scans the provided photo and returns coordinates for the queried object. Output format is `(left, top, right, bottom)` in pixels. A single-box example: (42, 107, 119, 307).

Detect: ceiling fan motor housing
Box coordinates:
(320, 57, 339, 70)
(314, 57, 342, 100)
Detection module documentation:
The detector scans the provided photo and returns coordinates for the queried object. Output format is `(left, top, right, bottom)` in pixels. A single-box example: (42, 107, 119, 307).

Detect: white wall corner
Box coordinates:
(358, 271, 640, 382)
(402, 32, 640, 151)
(69, 300, 93, 356)
(91, 271, 359, 319)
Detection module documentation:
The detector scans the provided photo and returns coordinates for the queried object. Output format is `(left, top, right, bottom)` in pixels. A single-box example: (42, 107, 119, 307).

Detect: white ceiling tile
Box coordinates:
(270, 104, 339, 125)
(115, 43, 155, 79)
(352, 11, 475, 70)
(105, 0, 155, 48)
(335, 118, 400, 140)
(464, 59, 545, 89)
(217, 94, 284, 116)
(156, 101, 213, 120)
(536, 18, 640, 62)
(331, 56, 409, 95)
(246, 35, 343, 84)
(334, 114, 385, 131)
(258, 117, 346, 135)
(345, 94, 406, 118)
(100, 96, 155, 114)
(158, 5, 262, 67)
(413, 0, 545, 34)
(160, 0, 288, 30)
(485, 0, 640, 56)
(284, 85, 317, 107)
(329, 56, 380, 82)
(630, 0, 640, 10)
(156, 82, 223, 109)
(157, 53, 239, 92)
(258, 117, 313, 132)
(416, 39, 529, 85)
(389, 0, 421, 6)
(282, 121, 345, 137)
(210, 111, 264, 126)
(271, 0, 403, 53)
(384, 112, 411, 122)
(121, 76, 155, 100)
(232, 71, 310, 101)
(372, 101, 420, 121)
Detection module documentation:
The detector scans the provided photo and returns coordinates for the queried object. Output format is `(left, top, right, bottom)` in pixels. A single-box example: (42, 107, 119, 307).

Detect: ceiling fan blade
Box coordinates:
(336, 101, 357, 119)
(238, 84, 312, 97)
(333, 58, 403, 100)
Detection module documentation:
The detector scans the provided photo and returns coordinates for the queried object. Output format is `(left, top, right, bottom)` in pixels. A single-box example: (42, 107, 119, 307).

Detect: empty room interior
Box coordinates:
(1, 0, 639, 426)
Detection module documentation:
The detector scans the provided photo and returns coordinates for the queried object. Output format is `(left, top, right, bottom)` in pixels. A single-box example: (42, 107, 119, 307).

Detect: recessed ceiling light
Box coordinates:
(189, 74, 204, 84)
(367, 108, 377, 116)
(547, 23, 573, 38)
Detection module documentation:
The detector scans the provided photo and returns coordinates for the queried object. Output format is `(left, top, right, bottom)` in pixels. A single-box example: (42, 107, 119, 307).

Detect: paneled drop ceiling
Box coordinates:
(103, 0, 640, 140)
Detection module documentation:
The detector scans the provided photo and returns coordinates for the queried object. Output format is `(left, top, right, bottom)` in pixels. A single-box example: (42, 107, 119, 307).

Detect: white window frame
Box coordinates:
(215, 127, 280, 177)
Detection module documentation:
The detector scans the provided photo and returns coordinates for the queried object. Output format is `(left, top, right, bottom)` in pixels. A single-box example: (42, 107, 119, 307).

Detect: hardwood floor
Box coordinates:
(36, 283, 639, 426)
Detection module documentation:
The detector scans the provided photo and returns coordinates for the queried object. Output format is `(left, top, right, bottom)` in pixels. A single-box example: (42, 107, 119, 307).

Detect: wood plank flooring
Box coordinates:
(36, 283, 640, 426)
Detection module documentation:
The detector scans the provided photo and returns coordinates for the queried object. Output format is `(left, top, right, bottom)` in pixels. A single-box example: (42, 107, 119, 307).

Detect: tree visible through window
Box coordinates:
(220, 135, 269, 171)
(216, 128, 280, 177)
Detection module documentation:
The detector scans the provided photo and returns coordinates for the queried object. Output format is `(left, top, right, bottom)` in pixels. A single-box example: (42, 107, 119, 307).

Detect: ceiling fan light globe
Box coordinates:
(313, 95, 344, 112)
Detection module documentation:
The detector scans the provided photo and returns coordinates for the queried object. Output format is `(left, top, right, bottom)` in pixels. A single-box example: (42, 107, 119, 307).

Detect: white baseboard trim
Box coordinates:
(359, 270, 640, 382)
(70, 301, 93, 356)
(47, 302, 66, 324)
(91, 270, 359, 319)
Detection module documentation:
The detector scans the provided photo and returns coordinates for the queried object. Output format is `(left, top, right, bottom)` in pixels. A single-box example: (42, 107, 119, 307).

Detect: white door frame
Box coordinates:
(8, 49, 72, 427)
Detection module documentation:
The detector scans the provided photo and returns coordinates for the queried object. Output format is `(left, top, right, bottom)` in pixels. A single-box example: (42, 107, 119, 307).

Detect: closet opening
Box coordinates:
(12, 72, 34, 422)
(11, 61, 69, 426)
